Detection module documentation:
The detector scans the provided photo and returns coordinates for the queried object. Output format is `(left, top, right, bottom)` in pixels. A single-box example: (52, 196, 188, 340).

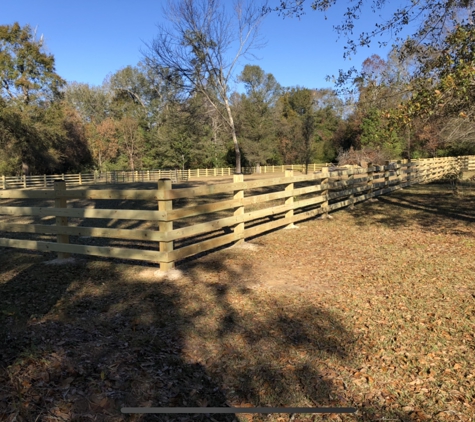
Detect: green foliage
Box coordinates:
(0, 22, 65, 105)
(277, 87, 343, 167)
(234, 66, 282, 165)
(397, 23, 475, 124)
(0, 22, 92, 175)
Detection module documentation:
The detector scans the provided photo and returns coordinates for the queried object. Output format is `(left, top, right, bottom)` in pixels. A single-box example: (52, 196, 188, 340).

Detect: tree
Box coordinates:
(234, 65, 281, 165)
(273, 1, 475, 92)
(0, 22, 64, 106)
(0, 22, 66, 175)
(278, 87, 318, 172)
(64, 83, 117, 170)
(238, 64, 281, 106)
(86, 118, 119, 171)
(143, 0, 267, 174)
(385, 22, 475, 156)
(63, 82, 111, 125)
(273, 1, 475, 57)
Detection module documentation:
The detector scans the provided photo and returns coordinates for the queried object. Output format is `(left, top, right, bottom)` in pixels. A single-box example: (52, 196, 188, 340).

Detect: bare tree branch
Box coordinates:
(142, 0, 268, 173)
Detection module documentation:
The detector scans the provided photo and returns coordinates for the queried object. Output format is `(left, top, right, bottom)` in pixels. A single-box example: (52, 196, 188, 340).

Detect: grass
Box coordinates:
(0, 182, 475, 421)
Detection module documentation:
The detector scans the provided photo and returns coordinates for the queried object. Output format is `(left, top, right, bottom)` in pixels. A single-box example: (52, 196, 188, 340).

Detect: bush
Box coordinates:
(336, 146, 394, 166)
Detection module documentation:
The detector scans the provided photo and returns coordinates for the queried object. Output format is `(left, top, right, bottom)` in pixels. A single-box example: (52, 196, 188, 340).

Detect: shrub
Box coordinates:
(336, 146, 394, 166)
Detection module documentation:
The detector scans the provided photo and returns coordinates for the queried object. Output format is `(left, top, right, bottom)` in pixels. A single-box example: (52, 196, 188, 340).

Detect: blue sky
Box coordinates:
(2, 0, 412, 92)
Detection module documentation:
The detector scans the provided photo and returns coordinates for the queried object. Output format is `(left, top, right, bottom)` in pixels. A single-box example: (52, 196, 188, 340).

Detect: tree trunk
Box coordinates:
(22, 161, 29, 176)
(129, 154, 135, 171)
(223, 97, 241, 174)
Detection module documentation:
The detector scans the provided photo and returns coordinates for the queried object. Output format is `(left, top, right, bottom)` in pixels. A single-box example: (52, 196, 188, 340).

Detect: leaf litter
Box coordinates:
(0, 183, 474, 421)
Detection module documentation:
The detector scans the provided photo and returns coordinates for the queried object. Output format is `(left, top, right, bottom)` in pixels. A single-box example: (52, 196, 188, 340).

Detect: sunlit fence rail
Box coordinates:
(1, 164, 331, 190)
(0, 156, 472, 269)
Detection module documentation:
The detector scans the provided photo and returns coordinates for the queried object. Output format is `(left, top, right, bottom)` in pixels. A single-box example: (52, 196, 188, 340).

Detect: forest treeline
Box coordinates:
(1, 7, 475, 176)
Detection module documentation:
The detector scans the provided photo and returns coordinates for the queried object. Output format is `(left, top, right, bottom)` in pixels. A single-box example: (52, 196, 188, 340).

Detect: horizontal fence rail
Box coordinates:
(0, 156, 471, 269)
(0, 164, 331, 190)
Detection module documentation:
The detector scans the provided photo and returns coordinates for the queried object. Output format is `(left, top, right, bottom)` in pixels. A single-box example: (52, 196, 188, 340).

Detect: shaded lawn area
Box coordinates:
(0, 182, 474, 421)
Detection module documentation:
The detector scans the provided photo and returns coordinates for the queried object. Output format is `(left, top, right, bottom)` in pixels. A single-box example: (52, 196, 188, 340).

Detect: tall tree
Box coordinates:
(234, 65, 281, 165)
(143, 0, 268, 174)
(0, 23, 91, 175)
(278, 87, 318, 172)
(0, 22, 64, 106)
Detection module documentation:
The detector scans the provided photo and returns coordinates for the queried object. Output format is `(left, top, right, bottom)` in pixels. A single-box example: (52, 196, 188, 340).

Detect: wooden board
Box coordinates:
(0, 237, 166, 262)
(0, 188, 159, 200)
(0, 222, 167, 242)
(0, 206, 167, 221)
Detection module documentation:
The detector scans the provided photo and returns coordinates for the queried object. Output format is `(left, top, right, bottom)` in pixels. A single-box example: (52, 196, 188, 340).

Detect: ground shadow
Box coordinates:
(343, 183, 475, 236)
(0, 240, 368, 421)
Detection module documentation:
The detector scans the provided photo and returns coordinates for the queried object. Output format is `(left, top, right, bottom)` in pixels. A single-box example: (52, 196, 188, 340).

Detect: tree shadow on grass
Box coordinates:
(0, 248, 356, 421)
(0, 243, 425, 421)
(344, 183, 475, 236)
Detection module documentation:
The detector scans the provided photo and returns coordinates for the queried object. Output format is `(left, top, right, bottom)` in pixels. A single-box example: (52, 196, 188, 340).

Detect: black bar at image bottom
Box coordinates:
(121, 407, 357, 414)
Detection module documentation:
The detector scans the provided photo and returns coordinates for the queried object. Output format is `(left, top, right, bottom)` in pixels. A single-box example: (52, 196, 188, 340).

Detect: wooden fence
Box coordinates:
(0, 156, 471, 269)
(0, 164, 330, 190)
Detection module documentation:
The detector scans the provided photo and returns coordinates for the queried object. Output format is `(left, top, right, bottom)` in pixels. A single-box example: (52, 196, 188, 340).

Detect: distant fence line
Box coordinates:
(1, 164, 331, 190)
(0, 156, 473, 269)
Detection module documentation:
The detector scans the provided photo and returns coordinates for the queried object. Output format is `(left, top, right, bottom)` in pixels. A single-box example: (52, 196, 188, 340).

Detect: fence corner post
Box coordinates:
(384, 160, 390, 190)
(396, 160, 402, 187)
(284, 169, 298, 228)
(366, 162, 376, 201)
(54, 180, 70, 260)
(320, 167, 331, 219)
(158, 178, 174, 271)
(233, 173, 245, 244)
(348, 165, 355, 209)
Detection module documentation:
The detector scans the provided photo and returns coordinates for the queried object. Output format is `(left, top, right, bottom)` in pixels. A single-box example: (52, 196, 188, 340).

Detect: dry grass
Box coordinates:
(1, 182, 475, 421)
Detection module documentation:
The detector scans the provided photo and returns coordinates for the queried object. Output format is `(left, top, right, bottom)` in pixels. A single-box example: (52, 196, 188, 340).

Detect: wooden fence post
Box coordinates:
(43, 174, 47, 188)
(158, 178, 174, 270)
(79, 173, 82, 186)
(321, 167, 331, 219)
(348, 165, 355, 209)
(407, 160, 412, 185)
(396, 160, 402, 188)
(367, 162, 375, 201)
(233, 174, 245, 244)
(23, 175, 26, 188)
(285, 169, 298, 228)
(54, 180, 70, 260)
(384, 161, 390, 190)
(2, 175, 5, 190)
